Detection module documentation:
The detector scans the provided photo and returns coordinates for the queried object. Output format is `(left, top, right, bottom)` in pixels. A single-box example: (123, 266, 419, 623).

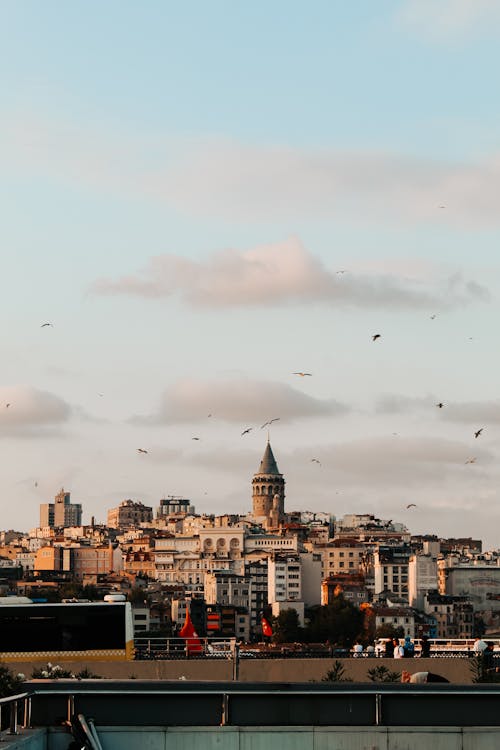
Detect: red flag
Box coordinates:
(179, 609, 203, 654)
(261, 616, 273, 638)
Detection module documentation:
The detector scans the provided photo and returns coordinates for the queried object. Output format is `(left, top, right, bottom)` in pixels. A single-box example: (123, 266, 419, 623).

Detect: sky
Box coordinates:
(1, 0, 500, 547)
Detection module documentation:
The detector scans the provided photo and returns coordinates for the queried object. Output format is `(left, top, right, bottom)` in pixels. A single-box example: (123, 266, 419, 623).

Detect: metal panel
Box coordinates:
(387, 729, 461, 750)
(229, 694, 375, 726)
(382, 693, 500, 727)
(163, 727, 239, 750)
(239, 727, 313, 750)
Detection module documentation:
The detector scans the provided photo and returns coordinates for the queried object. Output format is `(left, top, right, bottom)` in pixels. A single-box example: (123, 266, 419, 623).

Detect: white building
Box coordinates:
(374, 545, 411, 601)
(268, 554, 302, 604)
(204, 571, 252, 611)
(408, 553, 438, 610)
(438, 556, 500, 612)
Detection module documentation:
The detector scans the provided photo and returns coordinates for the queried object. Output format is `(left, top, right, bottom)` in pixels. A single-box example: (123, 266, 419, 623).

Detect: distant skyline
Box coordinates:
(1, 1, 500, 547)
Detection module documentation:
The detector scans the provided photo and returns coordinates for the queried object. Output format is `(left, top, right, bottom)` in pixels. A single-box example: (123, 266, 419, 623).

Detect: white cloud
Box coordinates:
(376, 393, 500, 424)
(286, 435, 494, 490)
(0, 386, 72, 435)
(3, 114, 500, 228)
(397, 0, 500, 40)
(133, 376, 347, 425)
(92, 237, 488, 310)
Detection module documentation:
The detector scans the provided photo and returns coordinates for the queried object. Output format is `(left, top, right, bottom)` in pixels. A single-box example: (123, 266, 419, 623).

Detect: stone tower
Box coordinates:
(252, 441, 285, 525)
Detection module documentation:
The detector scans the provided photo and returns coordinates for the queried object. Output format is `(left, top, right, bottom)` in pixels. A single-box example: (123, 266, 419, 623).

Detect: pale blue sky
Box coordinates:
(1, 0, 500, 547)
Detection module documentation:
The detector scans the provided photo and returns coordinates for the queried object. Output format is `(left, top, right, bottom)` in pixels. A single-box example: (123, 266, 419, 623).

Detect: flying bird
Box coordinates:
(137, 448, 148, 454)
(241, 428, 252, 436)
(336, 270, 346, 274)
(430, 314, 436, 320)
(372, 334, 381, 341)
(436, 402, 444, 409)
(5, 403, 10, 408)
(40, 323, 53, 328)
(311, 458, 321, 465)
(406, 503, 417, 509)
(293, 372, 312, 377)
(260, 418, 280, 429)
(474, 429, 483, 439)
(465, 457, 476, 464)
(192, 437, 200, 440)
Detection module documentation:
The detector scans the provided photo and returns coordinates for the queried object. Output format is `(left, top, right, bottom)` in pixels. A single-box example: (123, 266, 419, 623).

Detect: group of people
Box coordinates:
(354, 634, 431, 659)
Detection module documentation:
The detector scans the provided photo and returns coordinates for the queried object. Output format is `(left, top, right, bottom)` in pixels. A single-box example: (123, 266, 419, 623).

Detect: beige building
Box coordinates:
(107, 499, 153, 529)
(319, 538, 366, 579)
(40, 488, 82, 529)
(251, 442, 285, 529)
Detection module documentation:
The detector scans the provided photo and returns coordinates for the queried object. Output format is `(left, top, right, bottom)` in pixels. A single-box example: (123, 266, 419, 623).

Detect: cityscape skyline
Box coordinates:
(1, 2, 500, 548)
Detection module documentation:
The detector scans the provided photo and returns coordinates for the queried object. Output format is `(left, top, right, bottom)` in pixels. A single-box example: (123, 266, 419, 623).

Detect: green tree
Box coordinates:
(321, 660, 352, 682)
(305, 597, 364, 647)
(374, 624, 404, 640)
(0, 664, 24, 698)
(367, 665, 401, 683)
(127, 587, 151, 606)
(272, 608, 302, 643)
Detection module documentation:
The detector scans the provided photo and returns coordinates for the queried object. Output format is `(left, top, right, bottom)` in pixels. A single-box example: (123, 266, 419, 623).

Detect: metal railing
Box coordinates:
(0, 692, 29, 737)
(22, 681, 500, 729)
(133, 636, 492, 660)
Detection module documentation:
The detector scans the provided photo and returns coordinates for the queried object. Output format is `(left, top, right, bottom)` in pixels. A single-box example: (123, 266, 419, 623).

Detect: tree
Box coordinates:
(305, 596, 364, 647)
(374, 624, 404, 640)
(127, 587, 151, 606)
(367, 665, 401, 683)
(0, 664, 24, 698)
(321, 660, 352, 683)
(272, 608, 302, 643)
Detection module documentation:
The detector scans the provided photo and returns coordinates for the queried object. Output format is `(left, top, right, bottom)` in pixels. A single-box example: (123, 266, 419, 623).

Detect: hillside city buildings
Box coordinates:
(1, 441, 498, 641)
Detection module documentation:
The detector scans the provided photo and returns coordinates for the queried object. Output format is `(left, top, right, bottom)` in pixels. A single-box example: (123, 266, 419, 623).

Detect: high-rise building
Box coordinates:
(39, 503, 55, 528)
(251, 441, 285, 527)
(40, 489, 82, 529)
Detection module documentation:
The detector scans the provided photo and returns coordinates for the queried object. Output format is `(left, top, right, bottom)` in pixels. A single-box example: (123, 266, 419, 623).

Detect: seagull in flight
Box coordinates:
(336, 270, 347, 274)
(5, 403, 10, 408)
(465, 457, 476, 464)
(192, 437, 200, 440)
(430, 314, 436, 320)
(311, 458, 321, 465)
(436, 402, 444, 409)
(372, 334, 381, 341)
(41, 322, 53, 328)
(474, 428, 483, 439)
(406, 503, 417, 509)
(137, 448, 148, 454)
(261, 418, 280, 429)
(293, 372, 312, 377)
(241, 428, 252, 436)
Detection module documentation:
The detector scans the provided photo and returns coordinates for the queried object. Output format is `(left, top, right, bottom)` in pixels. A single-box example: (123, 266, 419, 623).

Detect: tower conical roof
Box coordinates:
(257, 442, 280, 475)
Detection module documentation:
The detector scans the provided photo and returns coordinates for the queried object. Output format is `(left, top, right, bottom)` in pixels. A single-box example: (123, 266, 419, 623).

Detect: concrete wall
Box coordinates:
(5, 726, 500, 750)
(4, 657, 475, 683)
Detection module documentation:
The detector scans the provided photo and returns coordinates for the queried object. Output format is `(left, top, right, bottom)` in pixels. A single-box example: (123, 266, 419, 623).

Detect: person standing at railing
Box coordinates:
(393, 639, 404, 658)
(420, 635, 431, 658)
(353, 641, 363, 657)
